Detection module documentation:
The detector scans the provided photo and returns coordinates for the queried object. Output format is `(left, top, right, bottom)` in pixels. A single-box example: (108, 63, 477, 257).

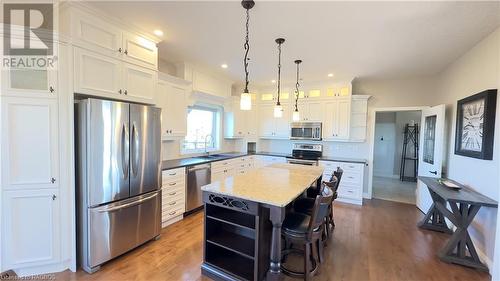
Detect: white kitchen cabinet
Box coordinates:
(292, 101, 322, 122)
(161, 168, 186, 227)
(66, 6, 158, 69)
(349, 95, 371, 142)
(74, 47, 122, 97)
(319, 160, 364, 205)
(1, 97, 59, 191)
(323, 98, 351, 141)
(122, 32, 158, 69)
(69, 8, 123, 57)
(1, 67, 58, 99)
(258, 103, 290, 139)
(74, 47, 157, 104)
(157, 75, 189, 140)
(122, 63, 157, 103)
(2, 189, 61, 269)
(225, 98, 258, 139)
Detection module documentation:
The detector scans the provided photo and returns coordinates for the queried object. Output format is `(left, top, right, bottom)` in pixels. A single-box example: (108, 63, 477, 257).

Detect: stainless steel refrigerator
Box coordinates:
(75, 98, 162, 273)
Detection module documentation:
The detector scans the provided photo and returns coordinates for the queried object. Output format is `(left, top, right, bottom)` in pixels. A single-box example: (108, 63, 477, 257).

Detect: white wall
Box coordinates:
(373, 112, 397, 177)
(435, 27, 500, 269)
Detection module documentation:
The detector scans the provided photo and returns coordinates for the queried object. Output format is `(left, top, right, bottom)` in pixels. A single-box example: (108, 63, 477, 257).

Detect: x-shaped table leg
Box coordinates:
(418, 189, 452, 234)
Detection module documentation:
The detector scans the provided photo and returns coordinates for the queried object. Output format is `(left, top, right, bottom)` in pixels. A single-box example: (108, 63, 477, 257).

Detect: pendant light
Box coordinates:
(292, 59, 302, 122)
(240, 0, 255, 110)
(274, 38, 285, 118)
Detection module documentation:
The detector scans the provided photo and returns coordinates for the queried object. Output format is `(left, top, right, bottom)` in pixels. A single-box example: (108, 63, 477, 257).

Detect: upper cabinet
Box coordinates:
(349, 95, 371, 142)
(64, 6, 158, 70)
(1, 67, 58, 99)
(156, 73, 190, 140)
(224, 97, 258, 139)
(122, 32, 158, 69)
(74, 47, 157, 104)
(323, 97, 351, 141)
(258, 103, 290, 139)
(176, 63, 232, 99)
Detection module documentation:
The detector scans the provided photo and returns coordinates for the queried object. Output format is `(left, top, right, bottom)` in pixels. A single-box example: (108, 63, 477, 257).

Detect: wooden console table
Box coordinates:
(418, 176, 497, 271)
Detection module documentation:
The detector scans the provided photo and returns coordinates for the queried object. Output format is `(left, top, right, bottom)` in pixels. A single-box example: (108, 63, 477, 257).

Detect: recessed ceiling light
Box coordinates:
(221, 64, 228, 69)
(271, 80, 276, 83)
(153, 30, 164, 36)
(327, 73, 334, 77)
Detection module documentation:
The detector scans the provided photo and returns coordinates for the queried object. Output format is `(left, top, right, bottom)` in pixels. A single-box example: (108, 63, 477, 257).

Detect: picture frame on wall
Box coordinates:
(454, 89, 497, 160)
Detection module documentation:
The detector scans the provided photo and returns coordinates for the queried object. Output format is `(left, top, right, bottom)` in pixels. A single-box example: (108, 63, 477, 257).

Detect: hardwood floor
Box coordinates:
(55, 199, 491, 281)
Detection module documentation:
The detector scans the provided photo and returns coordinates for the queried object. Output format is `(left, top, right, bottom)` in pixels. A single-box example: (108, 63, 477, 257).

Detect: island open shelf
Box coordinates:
(202, 193, 272, 281)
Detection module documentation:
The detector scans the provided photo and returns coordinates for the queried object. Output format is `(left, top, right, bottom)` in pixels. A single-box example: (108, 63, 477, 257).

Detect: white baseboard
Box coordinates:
(14, 262, 67, 277)
(363, 192, 371, 199)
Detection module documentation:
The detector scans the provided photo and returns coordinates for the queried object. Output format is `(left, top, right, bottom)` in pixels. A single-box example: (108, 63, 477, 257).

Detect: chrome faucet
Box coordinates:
(204, 135, 212, 156)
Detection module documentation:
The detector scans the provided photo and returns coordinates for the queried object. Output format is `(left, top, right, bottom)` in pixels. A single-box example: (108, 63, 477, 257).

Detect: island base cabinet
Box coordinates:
(202, 194, 271, 281)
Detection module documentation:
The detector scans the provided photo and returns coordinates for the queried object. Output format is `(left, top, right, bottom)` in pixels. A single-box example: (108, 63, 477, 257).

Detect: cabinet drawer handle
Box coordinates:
(348, 176, 354, 179)
(168, 192, 177, 196)
(168, 211, 177, 216)
(169, 202, 176, 206)
(169, 182, 177, 186)
(168, 173, 177, 176)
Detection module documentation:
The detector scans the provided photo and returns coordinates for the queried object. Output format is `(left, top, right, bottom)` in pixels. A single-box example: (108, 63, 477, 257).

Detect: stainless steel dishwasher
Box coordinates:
(186, 163, 211, 214)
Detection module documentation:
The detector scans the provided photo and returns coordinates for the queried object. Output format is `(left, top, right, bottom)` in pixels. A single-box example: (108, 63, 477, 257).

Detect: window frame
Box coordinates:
(181, 104, 221, 155)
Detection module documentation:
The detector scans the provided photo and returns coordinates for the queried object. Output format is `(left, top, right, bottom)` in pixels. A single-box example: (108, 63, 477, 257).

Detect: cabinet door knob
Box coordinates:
(52, 194, 57, 200)
(49, 86, 55, 93)
(119, 89, 122, 94)
(124, 90, 128, 95)
(124, 49, 128, 55)
(118, 48, 122, 53)
(51, 177, 56, 184)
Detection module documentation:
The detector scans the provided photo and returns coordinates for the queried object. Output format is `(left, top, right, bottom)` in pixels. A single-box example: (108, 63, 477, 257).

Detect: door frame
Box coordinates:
(367, 106, 428, 199)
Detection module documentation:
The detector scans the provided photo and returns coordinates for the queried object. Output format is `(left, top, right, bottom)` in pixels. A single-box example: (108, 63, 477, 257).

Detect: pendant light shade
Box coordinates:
(292, 59, 302, 122)
(240, 0, 255, 110)
(274, 38, 285, 118)
(240, 91, 252, 110)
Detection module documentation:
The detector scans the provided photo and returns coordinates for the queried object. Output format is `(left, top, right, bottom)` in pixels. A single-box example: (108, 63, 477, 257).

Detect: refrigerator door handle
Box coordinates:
(95, 192, 158, 213)
(121, 123, 130, 180)
(131, 122, 140, 177)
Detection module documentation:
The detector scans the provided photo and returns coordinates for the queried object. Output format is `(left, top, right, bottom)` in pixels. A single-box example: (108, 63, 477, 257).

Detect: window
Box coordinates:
(182, 105, 220, 153)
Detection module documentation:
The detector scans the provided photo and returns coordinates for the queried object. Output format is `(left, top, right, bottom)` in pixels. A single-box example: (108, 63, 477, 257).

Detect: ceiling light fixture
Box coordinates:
(221, 64, 228, 69)
(271, 80, 276, 83)
(328, 73, 334, 77)
(239, 0, 255, 111)
(293, 59, 302, 122)
(153, 30, 163, 36)
(274, 38, 285, 118)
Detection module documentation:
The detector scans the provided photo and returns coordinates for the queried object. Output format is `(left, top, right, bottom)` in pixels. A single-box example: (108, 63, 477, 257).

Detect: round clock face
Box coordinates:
(461, 99, 484, 152)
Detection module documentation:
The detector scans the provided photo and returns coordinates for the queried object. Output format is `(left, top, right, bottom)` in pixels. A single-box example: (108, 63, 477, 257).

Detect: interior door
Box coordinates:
(129, 104, 161, 197)
(416, 104, 446, 212)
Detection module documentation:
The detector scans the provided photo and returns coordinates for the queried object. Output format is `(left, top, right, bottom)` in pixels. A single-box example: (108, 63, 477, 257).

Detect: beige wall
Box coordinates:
(434, 27, 500, 267)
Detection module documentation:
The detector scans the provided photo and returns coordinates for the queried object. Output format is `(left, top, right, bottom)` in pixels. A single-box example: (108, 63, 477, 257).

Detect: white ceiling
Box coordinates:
(89, 1, 500, 87)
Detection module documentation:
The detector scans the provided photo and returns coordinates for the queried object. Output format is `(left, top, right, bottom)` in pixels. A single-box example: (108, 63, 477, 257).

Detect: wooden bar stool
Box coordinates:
(281, 186, 334, 280)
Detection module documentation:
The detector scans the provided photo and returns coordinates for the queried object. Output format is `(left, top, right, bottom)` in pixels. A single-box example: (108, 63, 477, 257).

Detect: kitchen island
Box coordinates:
(201, 163, 324, 281)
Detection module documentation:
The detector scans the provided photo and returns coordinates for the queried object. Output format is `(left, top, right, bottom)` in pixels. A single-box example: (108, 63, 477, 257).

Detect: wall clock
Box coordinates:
(455, 89, 497, 160)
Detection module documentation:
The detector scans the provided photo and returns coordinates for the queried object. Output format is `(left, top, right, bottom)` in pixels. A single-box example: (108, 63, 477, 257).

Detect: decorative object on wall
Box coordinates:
(454, 89, 497, 160)
(274, 38, 285, 118)
(292, 59, 302, 122)
(239, 0, 255, 110)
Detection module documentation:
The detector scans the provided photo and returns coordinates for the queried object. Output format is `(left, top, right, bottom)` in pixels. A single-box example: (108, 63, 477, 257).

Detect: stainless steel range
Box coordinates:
(286, 143, 323, 166)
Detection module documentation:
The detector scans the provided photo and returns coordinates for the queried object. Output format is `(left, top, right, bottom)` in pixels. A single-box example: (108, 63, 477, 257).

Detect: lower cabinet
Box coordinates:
(161, 168, 186, 227)
(2, 189, 61, 269)
(254, 155, 287, 168)
(319, 160, 364, 205)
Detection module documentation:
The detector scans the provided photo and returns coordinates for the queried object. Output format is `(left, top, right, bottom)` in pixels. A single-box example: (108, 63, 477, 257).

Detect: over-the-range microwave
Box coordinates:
(290, 122, 322, 141)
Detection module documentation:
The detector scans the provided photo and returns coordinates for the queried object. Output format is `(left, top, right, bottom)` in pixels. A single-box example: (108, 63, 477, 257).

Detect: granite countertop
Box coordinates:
(201, 163, 324, 207)
(161, 151, 367, 170)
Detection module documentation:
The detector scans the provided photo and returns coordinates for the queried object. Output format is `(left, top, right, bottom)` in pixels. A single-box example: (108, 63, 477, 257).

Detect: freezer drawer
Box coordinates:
(87, 191, 161, 269)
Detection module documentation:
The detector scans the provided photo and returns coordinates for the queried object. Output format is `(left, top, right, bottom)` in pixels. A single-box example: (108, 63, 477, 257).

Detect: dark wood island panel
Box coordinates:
(202, 192, 272, 281)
